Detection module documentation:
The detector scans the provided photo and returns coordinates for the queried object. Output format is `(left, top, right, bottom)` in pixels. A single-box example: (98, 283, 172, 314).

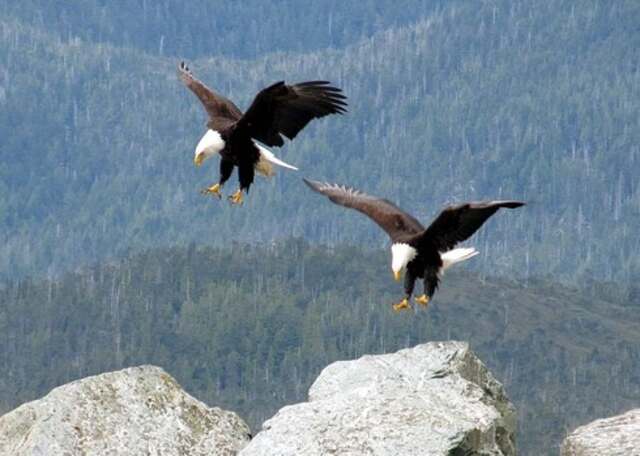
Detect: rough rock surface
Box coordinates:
(241, 341, 516, 456)
(0, 365, 250, 456)
(561, 408, 640, 456)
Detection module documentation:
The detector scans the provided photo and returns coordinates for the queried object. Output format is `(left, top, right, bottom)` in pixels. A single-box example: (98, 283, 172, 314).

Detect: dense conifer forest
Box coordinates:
(1, 0, 639, 282)
(1, 0, 456, 59)
(1, 242, 639, 454)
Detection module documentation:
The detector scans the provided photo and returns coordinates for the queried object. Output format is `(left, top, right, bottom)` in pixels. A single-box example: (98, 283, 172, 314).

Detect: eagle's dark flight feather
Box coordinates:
(241, 81, 348, 147)
(421, 201, 525, 252)
(303, 179, 424, 241)
(178, 62, 242, 128)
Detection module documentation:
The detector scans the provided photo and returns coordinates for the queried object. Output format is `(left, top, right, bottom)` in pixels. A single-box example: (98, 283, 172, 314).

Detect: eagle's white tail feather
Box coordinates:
(440, 247, 479, 272)
(254, 143, 298, 177)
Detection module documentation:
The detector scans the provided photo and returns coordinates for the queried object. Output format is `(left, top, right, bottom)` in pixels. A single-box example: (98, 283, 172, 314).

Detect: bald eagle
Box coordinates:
(304, 179, 525, 311)
(179, 62, 347, 205)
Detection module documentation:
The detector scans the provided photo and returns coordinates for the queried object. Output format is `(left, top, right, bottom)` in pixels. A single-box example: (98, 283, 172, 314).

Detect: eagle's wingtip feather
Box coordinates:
(302, 178, 320, 190)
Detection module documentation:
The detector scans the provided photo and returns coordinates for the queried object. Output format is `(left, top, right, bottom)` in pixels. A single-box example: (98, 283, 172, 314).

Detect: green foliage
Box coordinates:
(0, 241, 639, 455)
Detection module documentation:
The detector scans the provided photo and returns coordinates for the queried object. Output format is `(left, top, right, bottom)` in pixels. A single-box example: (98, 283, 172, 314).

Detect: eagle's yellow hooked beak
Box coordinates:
(194, 152, 205, 167)
(393, 270, 401, 281)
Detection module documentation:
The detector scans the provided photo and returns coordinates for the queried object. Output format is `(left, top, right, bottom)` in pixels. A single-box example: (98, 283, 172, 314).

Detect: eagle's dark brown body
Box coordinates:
(215, 127, 261, 191)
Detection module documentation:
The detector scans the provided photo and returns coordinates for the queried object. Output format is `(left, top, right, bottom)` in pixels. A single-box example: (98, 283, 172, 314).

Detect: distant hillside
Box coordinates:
(1, 241, 639, 455)
(1, 0, 639, 282)
(1, 0, 454, 59)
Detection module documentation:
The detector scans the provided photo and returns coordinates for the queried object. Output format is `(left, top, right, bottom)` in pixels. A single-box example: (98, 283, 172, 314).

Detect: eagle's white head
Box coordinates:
(391, 243, 417, 281)
(194, 129, 225, 167)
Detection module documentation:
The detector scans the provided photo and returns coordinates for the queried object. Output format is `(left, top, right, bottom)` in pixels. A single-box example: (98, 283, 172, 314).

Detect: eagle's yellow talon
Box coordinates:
(415, 294, 430, 307)
(228, 189, 244, 205)
(392, 298, 411, 312)
(201, 183, 222, 198)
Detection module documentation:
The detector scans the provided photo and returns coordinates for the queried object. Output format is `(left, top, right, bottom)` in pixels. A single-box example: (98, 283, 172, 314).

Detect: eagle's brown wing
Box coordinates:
(178, 61, 243, 129)
(239, 81, 347, 147)
(304, 179, 424, 241)
(421, 201, 525, 251)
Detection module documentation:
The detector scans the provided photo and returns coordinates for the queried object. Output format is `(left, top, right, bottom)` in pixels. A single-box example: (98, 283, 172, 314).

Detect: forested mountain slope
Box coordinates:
(1, 241, 638, 455)
(1, 0, 455, 59)
(1, 0, 639, 282)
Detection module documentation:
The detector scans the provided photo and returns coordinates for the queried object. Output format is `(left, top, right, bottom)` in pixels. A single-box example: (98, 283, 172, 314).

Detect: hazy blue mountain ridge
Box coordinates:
(1, 0, 639, 283)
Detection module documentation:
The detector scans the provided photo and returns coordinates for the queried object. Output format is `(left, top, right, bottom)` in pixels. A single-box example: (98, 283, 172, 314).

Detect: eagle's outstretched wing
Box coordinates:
(304, 179, 424, 241)
(178, 62, 243, 128)
(239, 81, 347, 147)
(421, 201, 525, 251)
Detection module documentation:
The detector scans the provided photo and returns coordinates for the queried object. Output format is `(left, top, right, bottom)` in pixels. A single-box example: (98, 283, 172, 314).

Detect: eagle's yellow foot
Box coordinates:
(392, 298, 411, 312)
(415, 294, 430, 307)
(228, 189, 244, 205)
(200, 183, 222, 199)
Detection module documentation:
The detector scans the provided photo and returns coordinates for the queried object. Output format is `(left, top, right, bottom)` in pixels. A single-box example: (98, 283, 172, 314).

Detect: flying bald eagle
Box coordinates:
(179, 62, 347, 205)
(304, 179, 525, 311)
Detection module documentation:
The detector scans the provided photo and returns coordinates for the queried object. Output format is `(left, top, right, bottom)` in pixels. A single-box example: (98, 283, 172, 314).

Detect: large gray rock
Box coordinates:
(0, 365, 250, 455)
(561, 409, 640, 456)
(241, 341, 516, 456)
